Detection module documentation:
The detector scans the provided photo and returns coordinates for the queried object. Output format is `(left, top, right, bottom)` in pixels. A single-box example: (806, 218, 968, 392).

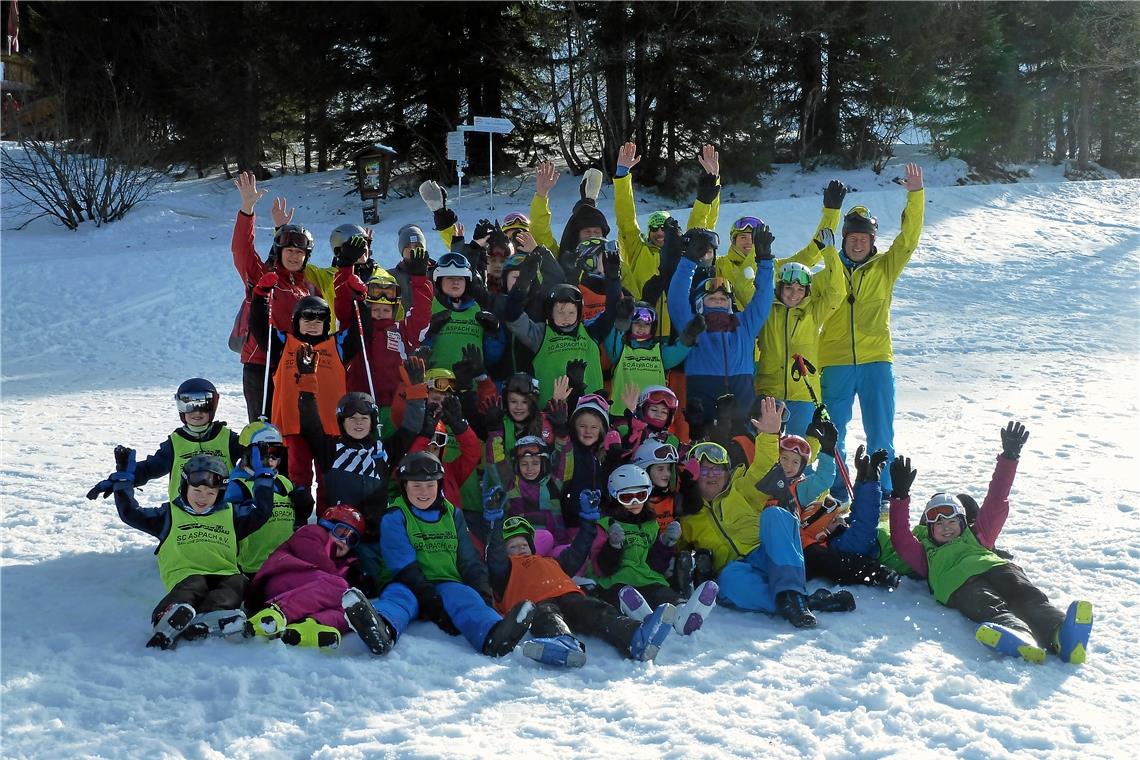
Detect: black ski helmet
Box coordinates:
(174, 378, 219, 424)
(841, 207, 878, 240)
(395, 452, 445, 502)
(336, 392, 380, 441)
(270, 224, 315, 267)
(179, 454, 229, 505)
(545, 284, 583, 329)
(292, 295, 331, 337)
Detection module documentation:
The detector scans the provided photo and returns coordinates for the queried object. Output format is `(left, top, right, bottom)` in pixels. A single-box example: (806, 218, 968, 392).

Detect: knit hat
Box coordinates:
(398, 224, 427, 252)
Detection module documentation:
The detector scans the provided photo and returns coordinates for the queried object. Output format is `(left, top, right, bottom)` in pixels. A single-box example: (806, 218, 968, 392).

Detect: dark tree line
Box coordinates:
(17, 1, 1140, 190)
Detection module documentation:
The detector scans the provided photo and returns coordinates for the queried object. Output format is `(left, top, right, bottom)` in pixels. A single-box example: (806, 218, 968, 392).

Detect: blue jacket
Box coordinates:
(668, 257, 774, 379)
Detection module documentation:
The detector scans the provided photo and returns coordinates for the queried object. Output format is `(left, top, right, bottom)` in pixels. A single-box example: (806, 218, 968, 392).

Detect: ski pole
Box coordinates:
(791, 353, 853, 500)
(353, 298, 377, 400)
(260, 287, 274, 420)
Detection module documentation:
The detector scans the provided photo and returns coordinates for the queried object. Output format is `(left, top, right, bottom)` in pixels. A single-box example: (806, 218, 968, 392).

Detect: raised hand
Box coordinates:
(822, 180, 847, 210)
(903, 162, 924, 192)
(565, 359, 587, 390)
(814, 228, 835, 251)
(253, 271, 278, 298)
(439, 394, 466, 432)
(270, 195, 295, 227)
(617, 142, 641, 171)
(551, 376, 571, 403)
(536, 160, 560, 197)
(697, 144, 720, 177)
(483, 485, 507, 521)
(547, 398, 569, 437)
(805, 417, 838, 456)
(1000, 421, 1029, 460)
(754, 225, 775, 261)
(751, 396, 782, 434)
(578, 490, 602, 522)
(603, 242, 621, 280)
(403, 356, 426, 386)
(680, 314, 706, 347)
(235, 171, 267, 214)
(405, 246, 429, 276)
(515, 230, 538, 253)
(295, 344, 318, 375)
(481, 398, 505, 433)
(890, 455, 917, 499)
(461, 344, 485, 378)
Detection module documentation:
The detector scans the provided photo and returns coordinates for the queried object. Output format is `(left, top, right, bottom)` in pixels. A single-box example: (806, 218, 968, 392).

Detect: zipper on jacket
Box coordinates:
(783, 308, 790, 399)
(847, 270, 858, 365)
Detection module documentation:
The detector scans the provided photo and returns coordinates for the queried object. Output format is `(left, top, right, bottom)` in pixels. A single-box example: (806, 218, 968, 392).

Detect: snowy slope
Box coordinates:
(2, 149, 1139, 759)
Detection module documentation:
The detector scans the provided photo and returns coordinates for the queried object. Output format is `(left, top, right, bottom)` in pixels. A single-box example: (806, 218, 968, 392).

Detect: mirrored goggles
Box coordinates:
(437, 252, 468, 269)
(185, 470, 224, 489)
(254, 442, 286, 460)
(632, 306, 657, 324)
(689, 442, 730, 466)
(298, 309, 328, 322)
(732, 216, 762, 234)
(779, 268, 811, 286)
(175, 391, 215, 413)
(846, 205, 873, 221)
(700, 277, 734, 295)
(501, 213, 530, 232)
(616, 488, 651, 505)
(426, 376, 456, 394)
(366, 281, 400, 302)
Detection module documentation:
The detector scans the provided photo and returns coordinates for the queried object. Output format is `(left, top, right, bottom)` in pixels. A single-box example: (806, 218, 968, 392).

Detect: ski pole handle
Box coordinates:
(354, 299, 377, 401)
(260, 288, 274, 419)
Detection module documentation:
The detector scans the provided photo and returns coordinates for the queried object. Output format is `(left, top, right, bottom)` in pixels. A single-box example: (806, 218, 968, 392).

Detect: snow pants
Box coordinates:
(946, 563, 1065, 648)
(685, 374, 757, 427)
(435, 581, 502, 653)
(153, 573, 248, 624)
(242, 363, 275, 425)
(828, 481, 882, 556)
(804, 544, 892, 586)
(284, 433, 326, 519)
(716, 507, 806, 613)
(781, 400, 816, 439)
(820, 361, 896, 497)
(266, 572, 415, 638)
(532, 592, 640, 658)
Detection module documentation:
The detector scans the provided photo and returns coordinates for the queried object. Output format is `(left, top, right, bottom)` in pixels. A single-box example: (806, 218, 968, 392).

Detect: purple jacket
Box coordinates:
(247, 524, 356, 610)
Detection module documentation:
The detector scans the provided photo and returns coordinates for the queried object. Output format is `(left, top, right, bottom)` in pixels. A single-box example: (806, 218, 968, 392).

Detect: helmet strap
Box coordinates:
(183, 421, 212, 435)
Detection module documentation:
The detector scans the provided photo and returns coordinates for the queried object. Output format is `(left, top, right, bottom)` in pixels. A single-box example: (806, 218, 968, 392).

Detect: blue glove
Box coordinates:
(371, 443, 387, 464)
(250, 447, 276, 481)
(578, 489, 602, 522)
(86, 479, 114, 500)
(483, 485, 507, 523)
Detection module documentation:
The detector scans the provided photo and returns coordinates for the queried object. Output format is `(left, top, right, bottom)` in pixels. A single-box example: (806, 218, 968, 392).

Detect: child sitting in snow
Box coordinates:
(887, 422, 1094, 664)
(245, 504, 413, 655)
(87, 378, 242, 505)
(228, 420, 302, 575)
(111, 449, 272, 649)
(485, 512, 676, 667)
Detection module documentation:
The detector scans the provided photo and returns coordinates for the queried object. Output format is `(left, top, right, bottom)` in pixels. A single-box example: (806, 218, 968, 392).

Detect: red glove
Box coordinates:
(253, 272, 278, 297)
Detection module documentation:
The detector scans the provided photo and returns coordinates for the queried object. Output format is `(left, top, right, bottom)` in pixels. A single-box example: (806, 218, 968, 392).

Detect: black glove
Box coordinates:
(452, 356, 475, 392)
(475, 311, 499, 333)
(114, 445, 133, 472)
(565, 359, 587, 391)
(439, 394, 467, 433)
(512, 251, 541, 294)
(547, 398, 569, 437)
(682, 230, 709, 263)
(405, 246, 430, 276)
(659, 217, 683, 273)
(714, 393, 736, 429)
(295, 345, 317, 375)
(1000, 421, 1029, 460)
(403, 356, 426, 385)
(754, 225, 774, 262)
(684, 397, 707, 435)
(419, 401, 443, 438)
(696, 172, 720, 205)
(334, 234, 369, 268)
(461, 344, 485, 378)
(473, 219, 495, 243)
(614, 296, 635, 332)
(482, 399, 506, 433)
(603, 243, 621, 281)
(890, 455, 917, 500)
(680, 314, 706, 347)
(823, 180, 848, 210)
(805, 418, 838, 456)
(853, 445, 888, 484)
(420, 592, 461, 636)
(425, 310, 452, 340)
(433, 207, 458, 232)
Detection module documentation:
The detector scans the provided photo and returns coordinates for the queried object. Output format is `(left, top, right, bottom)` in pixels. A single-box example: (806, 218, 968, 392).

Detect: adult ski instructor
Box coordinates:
(817, 162, 925, 502)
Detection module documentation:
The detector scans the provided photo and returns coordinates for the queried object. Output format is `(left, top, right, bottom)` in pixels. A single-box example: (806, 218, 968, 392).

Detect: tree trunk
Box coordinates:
(797, 30, 824, 163)
(1077, 71, 1093, 170)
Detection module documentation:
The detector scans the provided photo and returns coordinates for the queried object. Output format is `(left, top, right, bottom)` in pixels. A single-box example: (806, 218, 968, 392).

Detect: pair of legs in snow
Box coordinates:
(950, 563, 1093, 664)
(148, 573, 252, 649)
(716, 506, 857, 628)
(805, 481, 901, 590)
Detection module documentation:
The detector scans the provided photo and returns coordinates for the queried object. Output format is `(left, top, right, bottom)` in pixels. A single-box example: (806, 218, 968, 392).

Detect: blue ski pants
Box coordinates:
(820, 362, 896, 498)
(716, 507, 807, 612)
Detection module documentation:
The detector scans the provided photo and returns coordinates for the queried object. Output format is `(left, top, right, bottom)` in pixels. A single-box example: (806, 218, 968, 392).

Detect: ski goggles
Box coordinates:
(430, 430, 450, 449)
(846, 205, 873, 221)
(254, 442, 286, 460)
(185, 470, 225, 489)
(688, 442, 730, 466)
(615, 488, 651, 506)
(575, 394, 611, 416)
(924, 495, 963, 524)
(321, 520, 360, 547)
(426, 376, 456, 394)
(501, 212, 530, 232)
(503, 515, 534, 534)
(366, 281, 400, 303)
(297, 308, 329, 322)
(274, 228, 311, 250)
(700, 277, 734, 296)
(648, 444, 679, 463)
(731, 216, 763, 235)
(632, 306, 657, 324)
(175, 391, 215, 413)
(778, 267, 812, 287)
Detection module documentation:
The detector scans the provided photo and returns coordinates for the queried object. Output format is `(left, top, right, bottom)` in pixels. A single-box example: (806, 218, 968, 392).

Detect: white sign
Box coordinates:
(446, 131, 465, 161)
(472, 116, 515, 134)
(446, 131, 465, 150)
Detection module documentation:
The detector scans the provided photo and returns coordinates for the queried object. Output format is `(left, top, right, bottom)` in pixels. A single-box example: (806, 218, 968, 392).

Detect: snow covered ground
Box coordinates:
(2, 146, 1138, 759)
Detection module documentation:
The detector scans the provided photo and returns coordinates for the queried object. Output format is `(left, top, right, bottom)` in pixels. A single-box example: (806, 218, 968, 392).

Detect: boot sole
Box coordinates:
(146, 604, 196, 650)
(976, 625, 1046, 664)
(676, 581, 719, 635)
(632, 604, 677, 662)
(1059, 601, 1093, 664)
(521, 640, 587, 668)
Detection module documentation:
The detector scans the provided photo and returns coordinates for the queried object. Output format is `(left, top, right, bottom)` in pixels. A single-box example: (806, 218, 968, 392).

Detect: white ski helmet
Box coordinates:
(607, 464, 653, 501)
(631, 440, 679, 469)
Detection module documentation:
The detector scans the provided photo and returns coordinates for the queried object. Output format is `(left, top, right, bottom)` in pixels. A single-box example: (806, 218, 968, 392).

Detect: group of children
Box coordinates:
(87, 148, 1093, 667)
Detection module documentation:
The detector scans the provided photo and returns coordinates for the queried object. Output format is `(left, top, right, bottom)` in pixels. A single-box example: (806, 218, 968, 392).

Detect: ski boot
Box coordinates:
(975, 622, 1046, 664)
(674, 580, 719, 635)
(282, 617, 341, 649)
(342, 588, 394, 656)
(249, 604, 287, 638)
(807, 588, 856, 613)
(629, 603, 677, 662)
(618, 586, 651, 622)
(146, 603, 196, 650)
(777, 591, 817, 629)
(673, 551, 695, 598)
(483, 601, 536, 657)
(1055, 600, 1093, 664)
(522, 634, 587, 667)
(191, 609, 249, 638)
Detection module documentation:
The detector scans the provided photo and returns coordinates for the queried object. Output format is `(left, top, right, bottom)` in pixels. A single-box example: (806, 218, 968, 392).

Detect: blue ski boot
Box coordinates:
(629, 603, 677, 662)
(522, 634, 587, 667)
(1055, 600, 1093, 664)
(976, 622, 1046, 664)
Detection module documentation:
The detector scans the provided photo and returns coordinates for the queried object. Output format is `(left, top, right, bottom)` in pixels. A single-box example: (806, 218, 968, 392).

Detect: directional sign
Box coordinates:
(472, 116, 515, 134)
(446, 131, 465, 161)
